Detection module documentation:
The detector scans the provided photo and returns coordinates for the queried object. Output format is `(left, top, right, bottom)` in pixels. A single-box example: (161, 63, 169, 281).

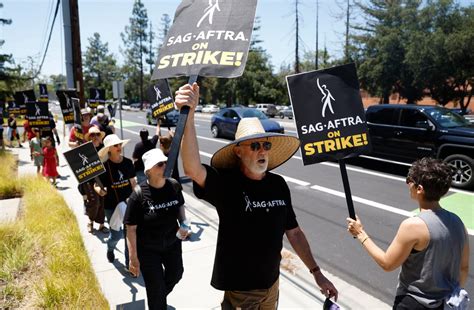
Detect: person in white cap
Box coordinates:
(124, 148, 190, 310)
(175, 83, 338, 309)
(95, 134, 136, 268)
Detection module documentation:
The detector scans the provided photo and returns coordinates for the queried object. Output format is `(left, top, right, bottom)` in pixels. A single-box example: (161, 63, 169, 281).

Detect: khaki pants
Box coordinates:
(221, 279, 279, 310)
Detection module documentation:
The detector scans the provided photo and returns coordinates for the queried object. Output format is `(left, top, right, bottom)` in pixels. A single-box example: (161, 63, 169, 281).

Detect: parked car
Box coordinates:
(146, 108, 180, 127)
(277, 106, 294, 119)
(211, 107, 284, 139)
(366, 104, 474, 189)
(195, 105, 203, 113)
(256, 103, 278, 118)
(202, 104, 220, 113)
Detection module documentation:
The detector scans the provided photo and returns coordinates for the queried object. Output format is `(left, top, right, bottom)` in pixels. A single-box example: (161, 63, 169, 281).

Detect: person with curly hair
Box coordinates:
(347, 158, 470, 310)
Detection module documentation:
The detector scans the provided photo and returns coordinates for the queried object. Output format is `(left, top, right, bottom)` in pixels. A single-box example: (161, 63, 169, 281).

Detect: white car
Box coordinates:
(202, 104, 220, 113)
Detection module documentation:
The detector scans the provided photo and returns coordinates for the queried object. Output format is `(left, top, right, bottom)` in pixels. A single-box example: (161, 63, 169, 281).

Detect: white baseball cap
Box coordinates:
(143, 148, 168, 173)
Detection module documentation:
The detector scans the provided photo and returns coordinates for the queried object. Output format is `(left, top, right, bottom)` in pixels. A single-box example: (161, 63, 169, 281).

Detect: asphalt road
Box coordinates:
(61, 107, 474, 306)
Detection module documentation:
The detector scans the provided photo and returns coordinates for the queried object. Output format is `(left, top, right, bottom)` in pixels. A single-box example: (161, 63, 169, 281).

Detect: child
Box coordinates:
(42, 136, 59, 186)
(29, 128, 43, 175)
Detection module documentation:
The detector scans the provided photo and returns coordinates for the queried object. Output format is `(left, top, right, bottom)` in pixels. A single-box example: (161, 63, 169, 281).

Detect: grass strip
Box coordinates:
(0, 150, 22, 199)
(1, 176, 108, 309)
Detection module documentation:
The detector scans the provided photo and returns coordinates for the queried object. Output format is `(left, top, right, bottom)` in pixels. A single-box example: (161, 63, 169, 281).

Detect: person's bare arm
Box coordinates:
(126, 225, 140, 277)
(460, 226, 470, 286)
(174, 83, 207, 187)
(347, 216, 421, 271)
(129, 177, 137, 189)
(286, 227, 338, 301)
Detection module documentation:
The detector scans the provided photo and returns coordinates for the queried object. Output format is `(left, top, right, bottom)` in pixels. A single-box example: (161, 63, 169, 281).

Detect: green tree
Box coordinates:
(353, 0, 423, 103)
(121, 0, 151, 107)
(83, 33, 120, 97)
(405, 1, 474, 108)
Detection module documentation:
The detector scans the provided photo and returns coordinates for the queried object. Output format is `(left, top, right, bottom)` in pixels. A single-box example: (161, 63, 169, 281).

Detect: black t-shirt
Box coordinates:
(99, 157, 136, 209)
(193, 165, 299, 291)
(132, 136, 159, 171)
(124, 180, 184, 250)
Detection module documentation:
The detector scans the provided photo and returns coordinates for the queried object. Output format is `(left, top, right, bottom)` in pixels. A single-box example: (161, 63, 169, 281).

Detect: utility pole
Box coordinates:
(294, 0, 300, 73)
(345, 0, 350, 62)
(62, 0, 85, 106)
(315, 0, 319, 70)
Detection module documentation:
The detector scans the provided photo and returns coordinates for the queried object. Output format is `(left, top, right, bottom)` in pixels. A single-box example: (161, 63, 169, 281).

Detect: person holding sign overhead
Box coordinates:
(176, 83, 338, 308)
(347, 158, 470, 310)
(95, 134, 136, 268)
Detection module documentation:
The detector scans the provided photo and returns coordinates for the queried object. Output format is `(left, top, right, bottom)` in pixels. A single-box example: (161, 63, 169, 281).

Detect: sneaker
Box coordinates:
(107, 250, 115, 263)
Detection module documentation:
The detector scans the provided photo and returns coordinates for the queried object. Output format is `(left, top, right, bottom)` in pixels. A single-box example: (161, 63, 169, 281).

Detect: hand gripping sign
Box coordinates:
(151, 0, 258, 178)
(63, 141, 106, 184)
(56, 90, 79, 124)
(146, 79, 175, 119)
(286, 63, 372, 219)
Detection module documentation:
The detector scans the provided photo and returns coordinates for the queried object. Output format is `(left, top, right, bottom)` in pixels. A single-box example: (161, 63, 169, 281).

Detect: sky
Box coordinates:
(1, 0, 471, 79)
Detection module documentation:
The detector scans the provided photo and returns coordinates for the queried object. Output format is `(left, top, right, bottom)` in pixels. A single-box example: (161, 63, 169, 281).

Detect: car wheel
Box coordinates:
(279, 114, 284, 119)
(445, 154, 474, 190)
(211, 125, 220, 138)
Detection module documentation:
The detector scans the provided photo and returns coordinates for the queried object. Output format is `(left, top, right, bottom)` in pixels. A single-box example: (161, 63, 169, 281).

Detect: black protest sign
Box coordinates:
(286, 63, 371, 165)
(38, 84, 48, 102)
(151, 0, 258, 79)
(14, 90, 35, 116)
(0, 100, 4, 118)
(72, 97, 84, 141)
(6, 97, 19, 115)
(88, 88, 105, 109)
(147, 79, 174, 118)
(63, 141, 106, 184)
(56, 90, 78, 124)
(26, 98, 49, 128)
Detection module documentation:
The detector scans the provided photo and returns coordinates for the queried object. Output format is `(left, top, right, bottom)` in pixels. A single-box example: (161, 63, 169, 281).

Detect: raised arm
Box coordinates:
(174, 83, 207, 187)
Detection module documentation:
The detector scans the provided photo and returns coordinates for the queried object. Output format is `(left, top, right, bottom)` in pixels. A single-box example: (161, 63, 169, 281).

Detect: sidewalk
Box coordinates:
(10, 121, 390, 310)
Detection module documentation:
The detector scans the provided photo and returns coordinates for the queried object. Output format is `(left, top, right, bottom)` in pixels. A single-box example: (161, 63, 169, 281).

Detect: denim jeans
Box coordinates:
(104, 208, 129, 267)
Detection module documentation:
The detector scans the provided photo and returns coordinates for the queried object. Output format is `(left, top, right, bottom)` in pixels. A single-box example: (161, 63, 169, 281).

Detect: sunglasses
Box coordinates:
(239, 141, 272, 152)
(89, 133, 101, 137)
(155, 161, 166, 168)
(112, 143, 122, 148)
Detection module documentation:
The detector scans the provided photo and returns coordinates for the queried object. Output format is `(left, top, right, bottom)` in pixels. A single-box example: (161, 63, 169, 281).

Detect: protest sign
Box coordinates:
(26, 98, 49, 128)
(151, 0, 258, 79)
(56, 90, 78, 124)
(0, 100, 4, 118)
(6, 97, 19, 116)
(151, 0, 258, 178)
(286, 63, 371, 166)
(146, 79, 174, 119)
(14, 90, 35, 116)
(286, 63, 371, 219)
(38, 84, 48, 102)
(63, 141, 106, 184)
(88, 88, 105, 109)
(72, 97, 84, 141)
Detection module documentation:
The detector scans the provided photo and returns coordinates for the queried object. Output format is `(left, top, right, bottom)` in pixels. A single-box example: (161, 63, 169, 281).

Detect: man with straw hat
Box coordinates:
(176, 83, 338, 308)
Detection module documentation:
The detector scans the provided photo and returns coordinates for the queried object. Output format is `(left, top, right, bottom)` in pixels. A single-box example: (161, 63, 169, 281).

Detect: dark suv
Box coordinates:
(366, 104, 474, 190)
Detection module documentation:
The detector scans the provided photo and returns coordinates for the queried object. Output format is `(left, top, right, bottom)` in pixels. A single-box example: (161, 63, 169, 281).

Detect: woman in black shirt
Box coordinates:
(124, 148, 189, 310)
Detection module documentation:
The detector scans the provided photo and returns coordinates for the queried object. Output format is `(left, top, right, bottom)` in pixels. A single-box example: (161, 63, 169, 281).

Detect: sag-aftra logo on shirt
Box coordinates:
(243, 192, 287, 212)
(145, 199, 180, 215)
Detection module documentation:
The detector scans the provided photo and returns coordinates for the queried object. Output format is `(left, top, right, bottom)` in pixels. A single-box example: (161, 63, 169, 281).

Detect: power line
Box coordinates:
(33, 0, 61, 79)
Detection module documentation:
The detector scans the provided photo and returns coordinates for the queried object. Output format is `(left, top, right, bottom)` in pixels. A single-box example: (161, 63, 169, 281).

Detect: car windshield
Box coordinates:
(240, 109, 268, 120)
(427, 108, 470, 128)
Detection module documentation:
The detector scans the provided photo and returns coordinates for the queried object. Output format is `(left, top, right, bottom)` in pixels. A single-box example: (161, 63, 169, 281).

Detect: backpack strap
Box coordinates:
(167, 178, 182, 194)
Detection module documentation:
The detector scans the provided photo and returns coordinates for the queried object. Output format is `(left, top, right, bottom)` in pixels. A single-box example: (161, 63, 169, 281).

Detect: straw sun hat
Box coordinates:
(98, 134, 130, 162)
(84, 126, 105, 141)
(210, 117, 300, 171)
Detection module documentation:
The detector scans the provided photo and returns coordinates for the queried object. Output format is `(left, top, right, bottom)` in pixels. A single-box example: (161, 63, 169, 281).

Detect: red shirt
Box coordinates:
(23, 120, 35, 140)
(69, 125, 90, 144)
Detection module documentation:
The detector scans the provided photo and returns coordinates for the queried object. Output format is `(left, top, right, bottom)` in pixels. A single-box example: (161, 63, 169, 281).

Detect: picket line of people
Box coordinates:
(57, 84, 469, 310)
